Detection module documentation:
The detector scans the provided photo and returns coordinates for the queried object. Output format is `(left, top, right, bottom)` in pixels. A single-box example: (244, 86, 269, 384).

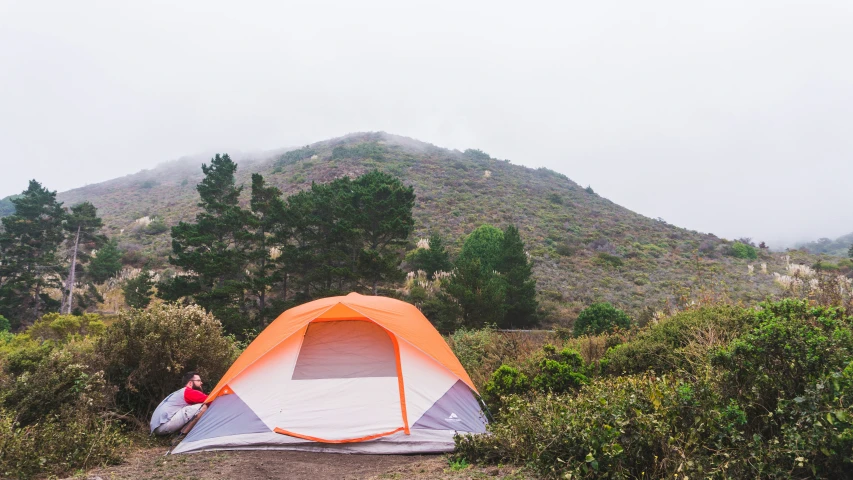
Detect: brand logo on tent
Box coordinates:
(446, 412, 461, 422)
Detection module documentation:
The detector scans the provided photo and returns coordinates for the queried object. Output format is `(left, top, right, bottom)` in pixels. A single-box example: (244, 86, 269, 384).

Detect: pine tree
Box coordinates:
(245, 174, 285, 326)
(158, 154, 249, 333)
(88, 239, 123, 283)
(443, 256, 507, 329)
(457, 224, 504, 274)
(408, 232, 453, 280)
(352, 171, 415, 294)
(0, 181, 67, 326)
(292, 179, 359, 296)
(60, 201, 104, 314)
(498, 225, 538, 328)
(123, 270, 154, 309)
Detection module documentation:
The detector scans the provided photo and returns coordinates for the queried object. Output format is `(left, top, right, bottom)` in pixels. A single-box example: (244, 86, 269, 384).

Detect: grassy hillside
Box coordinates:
(51, 132, 810, 320)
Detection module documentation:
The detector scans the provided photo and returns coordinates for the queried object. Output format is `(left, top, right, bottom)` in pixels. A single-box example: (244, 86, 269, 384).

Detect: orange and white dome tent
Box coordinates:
(172, 293, 487, 454)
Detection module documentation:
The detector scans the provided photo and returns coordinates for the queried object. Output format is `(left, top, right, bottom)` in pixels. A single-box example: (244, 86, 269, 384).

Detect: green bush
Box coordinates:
(0, 315, 9, 332)
(482, 365, 530, 413)
(602, 305, 756, 375)
(729, 241, 758, 259)
(456, 373, 744, 479)
(531, 358, 587, 393)
(26, 312, 106, 342)
(2, 341, 113, 427)
(0, 407, 126, 479)
(711, 299, 853, 428)
(594, 252, 623, 267)
(448, 326, 499, 375)
(574, 302, 632, 336)
(762, 361, 853, 478)
(1, 318, 112, 427)
(95, 304, 240, 420)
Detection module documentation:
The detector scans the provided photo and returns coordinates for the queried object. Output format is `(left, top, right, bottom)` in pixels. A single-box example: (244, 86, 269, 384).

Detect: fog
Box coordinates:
(1, 1, 851, 247)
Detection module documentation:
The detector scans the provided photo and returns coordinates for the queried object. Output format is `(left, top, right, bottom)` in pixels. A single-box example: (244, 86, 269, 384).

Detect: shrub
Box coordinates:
(143, 217, 168, 235)
(531, 358, 587, 394)
(482, 365, 530, 413)
(729, 241, 757, 259)
(0, 315, 9, 332)
(456, 373, 741, 479)
(26, 313, 106, 342)
(2, 341, 113, 426)
(0, 407, 127, 480)
(762, 361, 853, 478)
(594, 252, 623, 267)
(602, 305, 756, 375)
(574, 302, 631, 336)
(1, 319, 113, 427)
(711, 299, 853, 430)
(448, 326, 499, 376)
(94, 304, 239, 420)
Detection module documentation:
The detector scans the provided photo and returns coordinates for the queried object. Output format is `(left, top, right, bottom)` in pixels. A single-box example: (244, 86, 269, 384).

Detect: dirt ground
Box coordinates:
(76, 447, 534, 480)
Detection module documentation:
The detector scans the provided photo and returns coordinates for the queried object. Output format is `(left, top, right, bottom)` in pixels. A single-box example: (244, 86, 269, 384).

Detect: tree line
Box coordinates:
(156, 154, 417, 333)
(0, 153, 539, 336)
(0, 181, 122, 328)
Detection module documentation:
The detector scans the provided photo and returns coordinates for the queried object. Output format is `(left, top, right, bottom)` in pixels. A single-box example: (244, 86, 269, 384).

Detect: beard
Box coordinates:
(192, 384, 204, 392)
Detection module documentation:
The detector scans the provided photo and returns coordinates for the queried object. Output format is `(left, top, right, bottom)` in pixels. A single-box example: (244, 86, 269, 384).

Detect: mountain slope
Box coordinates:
(51, 132, 798, 319)
(797, 233, 853, 257)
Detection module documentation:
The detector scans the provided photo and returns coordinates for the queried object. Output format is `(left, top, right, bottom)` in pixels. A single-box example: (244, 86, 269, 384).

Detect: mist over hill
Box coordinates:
(795, 232, 853, 257)
(10, 132, 815, 318)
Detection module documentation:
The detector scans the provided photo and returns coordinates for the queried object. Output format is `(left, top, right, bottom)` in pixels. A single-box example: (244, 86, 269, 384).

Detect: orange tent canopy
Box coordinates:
(206, 293, 476, 404)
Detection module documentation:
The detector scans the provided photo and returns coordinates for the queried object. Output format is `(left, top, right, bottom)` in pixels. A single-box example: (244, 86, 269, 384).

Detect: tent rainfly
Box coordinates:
(172, 293, 488, 454)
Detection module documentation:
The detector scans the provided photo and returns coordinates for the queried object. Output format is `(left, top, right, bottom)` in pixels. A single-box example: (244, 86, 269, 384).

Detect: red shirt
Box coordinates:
(184, 387, 208, 404)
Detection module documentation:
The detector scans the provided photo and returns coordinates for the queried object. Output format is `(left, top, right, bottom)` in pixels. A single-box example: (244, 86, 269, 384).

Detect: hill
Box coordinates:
(32, 132, 815, 320)
(797, 232, 853, 257)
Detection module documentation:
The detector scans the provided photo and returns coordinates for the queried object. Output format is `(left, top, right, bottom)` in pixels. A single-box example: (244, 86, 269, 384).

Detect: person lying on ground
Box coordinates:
(149, 371, 209, 436)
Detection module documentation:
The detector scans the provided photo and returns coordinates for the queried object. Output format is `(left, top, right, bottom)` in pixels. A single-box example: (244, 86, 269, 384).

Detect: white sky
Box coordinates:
(1, 1, 851, 247)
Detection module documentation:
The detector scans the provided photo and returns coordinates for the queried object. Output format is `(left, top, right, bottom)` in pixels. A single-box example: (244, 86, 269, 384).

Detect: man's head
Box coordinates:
(183, 371, 203, 392)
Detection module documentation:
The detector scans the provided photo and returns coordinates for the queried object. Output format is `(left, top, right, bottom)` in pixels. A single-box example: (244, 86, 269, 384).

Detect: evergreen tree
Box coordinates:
(296, 178, 359, 296)
(88, 239, 123, 283)
(60, 201, 104, 314)
(157, 154, 249, 333)
(443, 256, 507, 329)
(408, 232, 453, 280)
(849, 243, 853, 259)
(352, 171, 415, 294)
(245, 174, 286, 326)
(279, 188, 319, 300)
(0, 181, 67, 326)
(498, 225, 538, 328)
(458, 224, 504, 274)
(123, 270, 154, 309)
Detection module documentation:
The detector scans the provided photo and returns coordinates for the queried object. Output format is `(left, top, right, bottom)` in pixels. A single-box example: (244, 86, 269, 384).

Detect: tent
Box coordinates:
(173, 292, 487, 454)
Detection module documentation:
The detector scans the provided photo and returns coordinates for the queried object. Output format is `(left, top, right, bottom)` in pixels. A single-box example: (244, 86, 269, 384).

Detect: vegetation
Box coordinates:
(573, 302, 631, 336)
(1, 132, 849, 478)
(88, 239, 124, 283)
(453, 298, 853, 479)
(123, 269, 154, 308)
(406, 232, 453, 279)
(730, 240, 758, 259)
(797, 232, 853, 257)
(0, 181, 68, 325)
(46, 132, 811, 321)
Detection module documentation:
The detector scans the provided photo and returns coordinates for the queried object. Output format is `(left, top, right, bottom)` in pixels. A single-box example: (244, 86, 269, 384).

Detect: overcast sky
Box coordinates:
(1, 1, 851, 247)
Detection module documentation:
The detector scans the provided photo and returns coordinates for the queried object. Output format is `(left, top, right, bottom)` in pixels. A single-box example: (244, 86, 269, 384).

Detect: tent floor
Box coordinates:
(172, 429, 460, 455)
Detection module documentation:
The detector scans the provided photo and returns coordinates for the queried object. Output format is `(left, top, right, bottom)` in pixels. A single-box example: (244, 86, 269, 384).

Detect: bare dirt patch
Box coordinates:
(77, 447, 533, 480)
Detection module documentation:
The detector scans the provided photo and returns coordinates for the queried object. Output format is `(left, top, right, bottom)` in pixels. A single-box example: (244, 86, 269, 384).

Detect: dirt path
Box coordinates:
(78, 447, 533, 480)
